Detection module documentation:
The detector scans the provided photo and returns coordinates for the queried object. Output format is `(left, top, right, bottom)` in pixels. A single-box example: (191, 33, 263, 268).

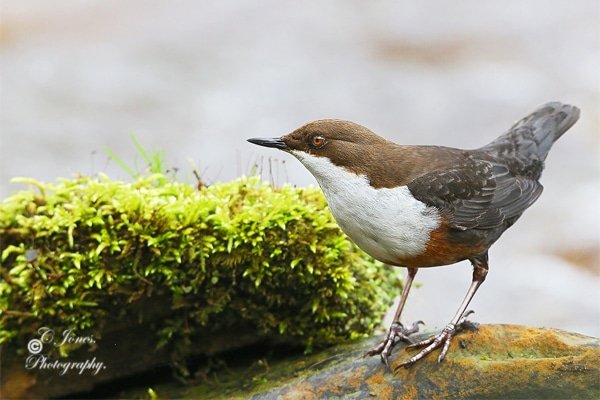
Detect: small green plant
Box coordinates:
(103, 134, 168, 178)
(147, 387, 159, 400)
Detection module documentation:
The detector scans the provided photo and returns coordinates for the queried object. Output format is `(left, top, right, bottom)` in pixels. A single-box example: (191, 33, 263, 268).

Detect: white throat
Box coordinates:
(290, 150, 440, 264)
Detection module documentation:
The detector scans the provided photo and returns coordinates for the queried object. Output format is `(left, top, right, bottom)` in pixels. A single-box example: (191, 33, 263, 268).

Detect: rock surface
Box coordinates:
(3, 324, 598, 399)
(250, 324, 599, 400)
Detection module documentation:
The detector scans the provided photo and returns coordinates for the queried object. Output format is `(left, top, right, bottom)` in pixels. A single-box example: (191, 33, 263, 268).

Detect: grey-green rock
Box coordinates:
(251, 324, 599, 400)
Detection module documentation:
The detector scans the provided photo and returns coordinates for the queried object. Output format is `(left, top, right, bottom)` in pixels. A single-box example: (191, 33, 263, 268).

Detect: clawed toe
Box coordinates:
(397, 324, 456, 369)
(364, 320, 424, 368)
(397, 311, 478, 370)
(457, 310, 478, 331)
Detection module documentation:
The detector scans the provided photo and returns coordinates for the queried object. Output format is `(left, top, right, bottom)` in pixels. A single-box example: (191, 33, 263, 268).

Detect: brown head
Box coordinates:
(247, 119, 429, 188)
(249, 119, 393, 174)
(249, 119, 387, 154)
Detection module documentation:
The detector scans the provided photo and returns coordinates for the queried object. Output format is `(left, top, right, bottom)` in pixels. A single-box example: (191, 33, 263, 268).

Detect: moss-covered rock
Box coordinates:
(0, 175, 399, 398)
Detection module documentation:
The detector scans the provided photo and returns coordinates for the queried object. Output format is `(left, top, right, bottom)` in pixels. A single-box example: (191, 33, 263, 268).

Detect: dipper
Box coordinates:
(247, 102, 580, 368)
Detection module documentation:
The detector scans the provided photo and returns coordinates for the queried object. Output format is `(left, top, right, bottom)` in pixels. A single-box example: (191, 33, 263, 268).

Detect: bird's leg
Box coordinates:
(364, 267, 423, 367)
(398, 254, 489, 369)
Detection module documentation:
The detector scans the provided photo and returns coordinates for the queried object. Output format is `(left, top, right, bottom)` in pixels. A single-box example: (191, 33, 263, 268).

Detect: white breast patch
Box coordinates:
(290, 151, 441, 264)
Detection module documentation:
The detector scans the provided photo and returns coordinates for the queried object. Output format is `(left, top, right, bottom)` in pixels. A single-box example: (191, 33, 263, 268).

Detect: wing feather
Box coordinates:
(407, 159, 542, 231)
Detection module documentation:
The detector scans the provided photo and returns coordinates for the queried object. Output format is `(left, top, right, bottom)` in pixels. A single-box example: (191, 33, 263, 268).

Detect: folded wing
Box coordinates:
(407, 159, 543, 231)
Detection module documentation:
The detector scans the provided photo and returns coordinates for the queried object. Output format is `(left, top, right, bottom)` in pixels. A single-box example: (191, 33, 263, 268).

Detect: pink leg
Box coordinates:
(364, 268, 423, 368)
(397, 254, 488, 369)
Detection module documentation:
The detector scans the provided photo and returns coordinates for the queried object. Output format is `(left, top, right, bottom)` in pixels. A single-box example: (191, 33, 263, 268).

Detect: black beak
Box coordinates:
(247, 137, 288, 150)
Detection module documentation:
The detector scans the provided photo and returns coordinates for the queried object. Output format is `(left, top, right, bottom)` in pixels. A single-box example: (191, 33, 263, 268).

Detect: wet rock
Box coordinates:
(5, 324, 598, 399)
(252, 324, 600, 400)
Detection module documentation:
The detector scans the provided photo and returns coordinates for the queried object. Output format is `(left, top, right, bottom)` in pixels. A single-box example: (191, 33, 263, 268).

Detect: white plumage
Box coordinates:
(290, 151, 441, 265)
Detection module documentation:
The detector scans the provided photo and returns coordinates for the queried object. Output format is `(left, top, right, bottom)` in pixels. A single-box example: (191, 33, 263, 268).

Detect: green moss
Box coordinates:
(0, 174, 399, 359)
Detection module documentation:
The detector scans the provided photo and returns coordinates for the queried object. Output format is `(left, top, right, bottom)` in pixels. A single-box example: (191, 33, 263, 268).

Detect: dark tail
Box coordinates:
(483, 102, 580, 162)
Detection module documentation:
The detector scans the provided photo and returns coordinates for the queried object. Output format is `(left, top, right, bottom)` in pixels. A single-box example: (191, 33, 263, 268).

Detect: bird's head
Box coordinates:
(247, 119, 389, 174)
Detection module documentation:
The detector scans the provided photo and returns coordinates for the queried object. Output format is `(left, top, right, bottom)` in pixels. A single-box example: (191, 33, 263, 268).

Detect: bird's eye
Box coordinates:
(311, 135, 327, 148)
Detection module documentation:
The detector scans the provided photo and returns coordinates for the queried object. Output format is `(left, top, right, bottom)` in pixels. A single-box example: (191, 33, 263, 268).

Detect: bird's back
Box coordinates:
(401, 102, 580, 266)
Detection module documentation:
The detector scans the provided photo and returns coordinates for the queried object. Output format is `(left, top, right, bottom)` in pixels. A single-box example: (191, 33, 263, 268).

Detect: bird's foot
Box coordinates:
(397, 310, 477, 369)
(364, 320, 424, 368)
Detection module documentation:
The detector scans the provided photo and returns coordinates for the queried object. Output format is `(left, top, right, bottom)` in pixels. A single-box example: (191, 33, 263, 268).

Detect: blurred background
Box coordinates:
(1, 1, 598, 336)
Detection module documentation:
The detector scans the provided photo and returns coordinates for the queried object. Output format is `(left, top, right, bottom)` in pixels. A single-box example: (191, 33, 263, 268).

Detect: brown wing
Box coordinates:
(407, 159, 543, 231)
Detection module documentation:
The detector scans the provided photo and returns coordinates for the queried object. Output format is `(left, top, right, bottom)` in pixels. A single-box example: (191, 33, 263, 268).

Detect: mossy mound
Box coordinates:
(0, 175, 399, 396)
